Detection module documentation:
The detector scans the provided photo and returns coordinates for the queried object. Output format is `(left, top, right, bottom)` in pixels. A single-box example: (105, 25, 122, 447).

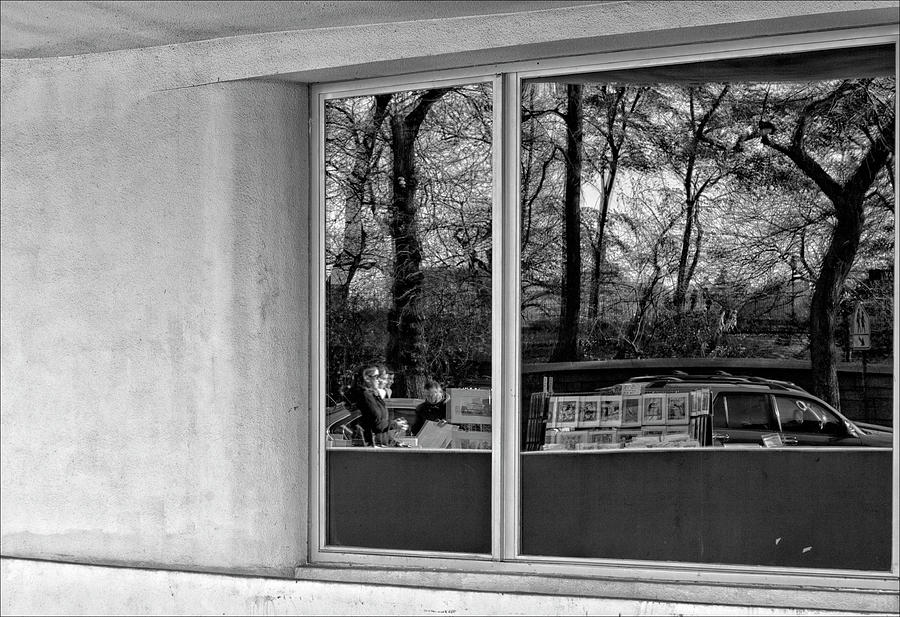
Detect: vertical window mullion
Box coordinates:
(893, 35, 899, 578)
(498, 71, 521, 561)
(490, 74, 503, 560)
(309, 86, 326, 561)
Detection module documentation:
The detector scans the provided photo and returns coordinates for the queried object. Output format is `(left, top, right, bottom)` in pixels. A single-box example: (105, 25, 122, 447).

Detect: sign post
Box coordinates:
(850, 303, 871, 421)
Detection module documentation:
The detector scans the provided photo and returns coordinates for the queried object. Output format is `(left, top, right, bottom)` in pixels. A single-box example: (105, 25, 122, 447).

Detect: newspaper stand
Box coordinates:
(536, 384, 713, 450)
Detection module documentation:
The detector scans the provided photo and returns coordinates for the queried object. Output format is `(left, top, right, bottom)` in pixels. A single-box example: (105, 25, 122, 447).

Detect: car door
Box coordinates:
(772, 395, 858, 447)
(712, 391, 778, 445)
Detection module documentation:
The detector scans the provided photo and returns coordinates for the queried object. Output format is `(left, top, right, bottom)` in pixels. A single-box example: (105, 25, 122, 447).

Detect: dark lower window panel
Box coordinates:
(327, 450, 491, 553)
(522, 449, 892, 570)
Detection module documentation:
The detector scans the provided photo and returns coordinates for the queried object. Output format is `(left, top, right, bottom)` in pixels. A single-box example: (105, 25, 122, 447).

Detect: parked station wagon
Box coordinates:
(630, 373, 893, 448)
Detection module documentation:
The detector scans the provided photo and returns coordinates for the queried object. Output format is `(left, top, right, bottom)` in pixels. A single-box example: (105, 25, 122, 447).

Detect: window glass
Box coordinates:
(712, 395, 727, 429)
(519, 46, 894, 570)
(720, 393, 774, 430)
(775, 395, 842, 435)
(323, 84, 493, 552)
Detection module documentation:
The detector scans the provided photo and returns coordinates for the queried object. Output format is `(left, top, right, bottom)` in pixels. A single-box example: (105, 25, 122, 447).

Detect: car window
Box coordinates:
(774, 396, 842, 435)
(712, 395, 728, 428)
(713, 393, 774, 430)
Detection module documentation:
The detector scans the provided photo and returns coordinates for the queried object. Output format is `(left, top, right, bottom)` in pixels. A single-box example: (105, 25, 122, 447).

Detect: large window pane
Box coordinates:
(519, 46, 895, 569)
(323, 84, 493, 552)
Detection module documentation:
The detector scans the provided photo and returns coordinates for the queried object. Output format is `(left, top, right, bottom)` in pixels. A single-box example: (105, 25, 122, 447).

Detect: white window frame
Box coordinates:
(307, 24, 899, 602)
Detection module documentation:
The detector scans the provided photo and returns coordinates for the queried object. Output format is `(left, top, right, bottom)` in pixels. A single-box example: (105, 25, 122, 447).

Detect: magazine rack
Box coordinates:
(524, 392, 551, 451)
(535, 386, 712, 450)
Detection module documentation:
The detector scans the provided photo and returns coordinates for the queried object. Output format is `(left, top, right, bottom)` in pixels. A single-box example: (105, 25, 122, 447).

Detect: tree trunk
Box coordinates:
(587, 167, 615, 320)
(550, 84, 583, 362)
(808, 197, 864, 406)
(619, 284, 653, 358)
(672, 197, 695, 312)
(685, 212, 703, 301)
(673, 85, 728, 312)
(384, 90, 449, 397)
(588, 87, 642, 321)
(588, 87, 641, 319)
(762, 90, 893, 408)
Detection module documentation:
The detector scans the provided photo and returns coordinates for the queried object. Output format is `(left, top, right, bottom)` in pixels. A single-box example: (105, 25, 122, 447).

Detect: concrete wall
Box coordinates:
(0, 63, 309, 575)
(2, 558, 889, 617)
(5, 2, 899, 87)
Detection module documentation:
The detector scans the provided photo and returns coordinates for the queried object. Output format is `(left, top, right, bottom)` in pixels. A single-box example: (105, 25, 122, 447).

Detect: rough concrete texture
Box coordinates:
(0, 1, 599, 59)
(2, 2, 898, 91)
(0, 65, 309, 575)
(2, 558, 889, 617)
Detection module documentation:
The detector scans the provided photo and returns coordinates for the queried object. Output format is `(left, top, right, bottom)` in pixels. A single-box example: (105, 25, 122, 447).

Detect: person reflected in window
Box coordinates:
(348, 364, 390, 446)
(412, 380, 449, 435)
(379, 366, 395, 399)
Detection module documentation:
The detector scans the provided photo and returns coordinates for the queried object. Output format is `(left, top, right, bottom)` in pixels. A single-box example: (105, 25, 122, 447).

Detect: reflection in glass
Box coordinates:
(518, 48, 895, 569)
(325, 85, 493, 441)
(520, 67, 895, 443)
(323, 84, 493, 552)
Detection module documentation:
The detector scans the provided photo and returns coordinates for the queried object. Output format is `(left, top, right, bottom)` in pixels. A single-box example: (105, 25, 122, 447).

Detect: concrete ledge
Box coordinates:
(296, 562, 900, 615)
(1, 2, 897, 92)
(2, 557, 895, 616)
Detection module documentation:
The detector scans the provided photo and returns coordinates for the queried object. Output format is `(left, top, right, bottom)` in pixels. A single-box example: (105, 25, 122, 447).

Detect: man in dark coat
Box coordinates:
(349, 365, 390, 446)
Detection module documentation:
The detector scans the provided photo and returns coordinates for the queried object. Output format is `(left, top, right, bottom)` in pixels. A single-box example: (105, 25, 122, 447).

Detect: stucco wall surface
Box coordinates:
(0, 1, 599, 59)
(2, 558, 889, 617)
(2, 2, 897, 89)
(0, 64, 309, 574)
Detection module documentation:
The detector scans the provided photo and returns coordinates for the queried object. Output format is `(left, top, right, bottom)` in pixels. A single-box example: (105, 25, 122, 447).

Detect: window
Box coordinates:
(311, 32, 897, 591)
(516, 43, 894, 570)
(715, 393, 774, 430)
(774, 395, 842, 436)
(320, 82, 495, 554)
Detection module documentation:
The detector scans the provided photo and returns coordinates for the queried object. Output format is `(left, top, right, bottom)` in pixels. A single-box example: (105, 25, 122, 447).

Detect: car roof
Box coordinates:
(629, 372, 808, 393)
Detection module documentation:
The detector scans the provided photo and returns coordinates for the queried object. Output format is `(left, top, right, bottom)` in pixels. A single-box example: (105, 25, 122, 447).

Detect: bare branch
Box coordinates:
(845, 111, 895, 200)
(405, 88, 452, 133)
(762, 133, 844, 203)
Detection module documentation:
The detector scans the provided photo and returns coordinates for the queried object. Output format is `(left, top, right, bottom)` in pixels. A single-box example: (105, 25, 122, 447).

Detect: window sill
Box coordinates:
(296, 561, 899, 613)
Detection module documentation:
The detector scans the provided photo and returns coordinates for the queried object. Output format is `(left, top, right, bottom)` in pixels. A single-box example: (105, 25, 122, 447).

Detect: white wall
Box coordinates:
(2, 558, 885, 617)
(0, 62, 309, 575)
(5, 1, 898, 88)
